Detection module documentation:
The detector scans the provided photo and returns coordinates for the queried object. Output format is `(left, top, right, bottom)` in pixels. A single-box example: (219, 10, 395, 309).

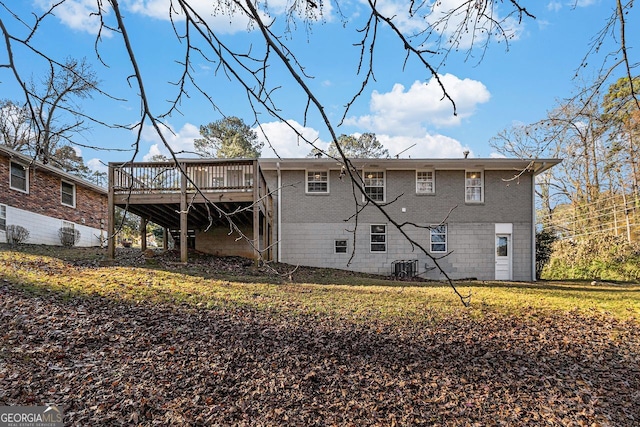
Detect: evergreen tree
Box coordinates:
(194, 117, 263, 158)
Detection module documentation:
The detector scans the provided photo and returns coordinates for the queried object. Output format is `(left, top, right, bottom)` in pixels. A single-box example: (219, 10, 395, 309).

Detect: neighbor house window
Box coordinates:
(465, 170, 483, 203)
(370, 224, 387, 252)
(61, 181, 76, 207)
(430, 224, 447, 253)
(335, 239, 347, 253)
(307, 171, 328, 193)
(10, 161, 28, 192)
(0, 205, 6, 232)
(363, 171, 384, 202)
(416, 171, 435, 194)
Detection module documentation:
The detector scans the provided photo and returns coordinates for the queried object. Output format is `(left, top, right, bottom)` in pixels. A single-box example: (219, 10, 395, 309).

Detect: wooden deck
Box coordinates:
(107, 159, 274, 262)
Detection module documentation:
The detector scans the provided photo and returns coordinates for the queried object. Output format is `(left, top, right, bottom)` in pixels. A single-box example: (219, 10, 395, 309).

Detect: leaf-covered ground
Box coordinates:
(1, 247, 640, 425)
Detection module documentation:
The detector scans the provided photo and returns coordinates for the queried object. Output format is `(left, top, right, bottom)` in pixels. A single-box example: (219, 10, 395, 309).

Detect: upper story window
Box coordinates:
(370, 224, 387, 252)
(61, 181, 76, 207)
(430, 224, 447, 253)
(465, 170, 483, 203)
(10, 161, 28, 193)
(0, 205, 6, 232)
(416, 170, 435, 194)
(363, 171, 385, 202)
(307, 171, 329, 193)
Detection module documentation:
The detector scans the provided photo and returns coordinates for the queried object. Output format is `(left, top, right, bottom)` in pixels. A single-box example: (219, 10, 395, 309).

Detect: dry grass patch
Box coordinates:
(1, 245, 640, 425)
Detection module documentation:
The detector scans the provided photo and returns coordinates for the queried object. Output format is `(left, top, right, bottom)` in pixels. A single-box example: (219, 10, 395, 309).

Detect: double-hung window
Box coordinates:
(307, 171, 328, 193)
(363, 171, 384, 202)
(416, 171, 435, 194)
(10, 161, 28, 192)
(61, 181, 76, 207)
(370, 224, 387, 252)
(465, 170, 483, 203)
(430, 224, 447, 253)
(335, 239, 347, 254)
(0, 205, 6, 232)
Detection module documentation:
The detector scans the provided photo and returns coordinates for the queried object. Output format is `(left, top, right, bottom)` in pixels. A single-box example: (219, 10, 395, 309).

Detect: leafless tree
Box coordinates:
(0, 99, 32, 151)
(29, 57, 99, 165)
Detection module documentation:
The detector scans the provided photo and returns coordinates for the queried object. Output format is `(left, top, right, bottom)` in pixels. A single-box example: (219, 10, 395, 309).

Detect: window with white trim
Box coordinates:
(370, 224, 387, 252)
(465, 170, 483, 203)
(416, 170, 435, 194)
(335, 239, 347, 253)
(430, 224, 447, 253)
(363, 171, 384, 202)
(10, 161, 28, 192)
(307, 171, 328, 193)
(0, 205, 6, 232)
(61, 181, 76, 207)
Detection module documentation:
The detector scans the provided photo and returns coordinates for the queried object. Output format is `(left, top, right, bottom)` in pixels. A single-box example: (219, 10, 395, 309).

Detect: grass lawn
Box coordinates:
(1, 244, 639, 425)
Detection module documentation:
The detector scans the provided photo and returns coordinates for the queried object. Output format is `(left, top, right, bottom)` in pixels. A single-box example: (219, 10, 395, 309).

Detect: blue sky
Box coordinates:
(1, 0, 637, 173)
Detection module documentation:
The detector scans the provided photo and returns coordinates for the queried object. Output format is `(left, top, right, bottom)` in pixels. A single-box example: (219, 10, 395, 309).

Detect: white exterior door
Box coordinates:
(495, 234, 512, 280)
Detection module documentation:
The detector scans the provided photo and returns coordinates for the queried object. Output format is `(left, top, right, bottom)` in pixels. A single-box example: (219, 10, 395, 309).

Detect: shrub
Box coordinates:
(58, 227, 81, 247)
(535, 228, 557, 279)
(542, 234, 640, 281)
(5, 225, 30, 245)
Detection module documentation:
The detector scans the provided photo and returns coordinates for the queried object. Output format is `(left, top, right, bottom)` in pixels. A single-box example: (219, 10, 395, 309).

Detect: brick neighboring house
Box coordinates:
(0, 145, 108, 247)
(107, 157, 560, 281)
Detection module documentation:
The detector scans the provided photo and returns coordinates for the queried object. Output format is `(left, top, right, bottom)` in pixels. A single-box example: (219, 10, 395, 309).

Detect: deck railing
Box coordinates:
(111, 159, 263, 195)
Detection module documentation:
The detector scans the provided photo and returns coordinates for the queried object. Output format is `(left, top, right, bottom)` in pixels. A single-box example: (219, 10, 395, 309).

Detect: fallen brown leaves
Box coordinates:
(1, 279, 639, 426)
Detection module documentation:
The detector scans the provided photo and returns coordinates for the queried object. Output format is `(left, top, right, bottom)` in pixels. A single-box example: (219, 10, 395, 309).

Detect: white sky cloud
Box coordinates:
(124, 0, 253, 34)
(547, 2, 562, 12)
(122, 0, 332, 34)
(35, 0, 108, 36)
(141, 122, 201, 161)
(368, 0, 524, 49)
(345, 73, 490, 136)
(136, 117, 472, 160)
(378, 133, 472, 159)
(86, 157, 108, 173)
(258, 120, 325, 158)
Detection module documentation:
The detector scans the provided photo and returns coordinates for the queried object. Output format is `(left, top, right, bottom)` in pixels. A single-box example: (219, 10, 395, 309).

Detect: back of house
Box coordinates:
(260, 157, 560, 281)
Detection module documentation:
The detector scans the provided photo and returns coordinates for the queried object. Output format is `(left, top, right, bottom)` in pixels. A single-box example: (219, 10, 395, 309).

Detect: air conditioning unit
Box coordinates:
(391, 259, 418, 279)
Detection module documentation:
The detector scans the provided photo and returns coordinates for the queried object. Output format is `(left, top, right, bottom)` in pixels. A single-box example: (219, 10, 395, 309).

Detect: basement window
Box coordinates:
(335, 239, 347, 253)
(0, 205, 6, 232)
(370, 224, 387, 252)
(430, 224, 447, 253)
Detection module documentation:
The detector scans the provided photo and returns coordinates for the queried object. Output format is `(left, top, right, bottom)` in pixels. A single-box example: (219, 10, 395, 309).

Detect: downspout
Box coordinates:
(532, 170, 537, 282)
(532, 162, 546, 281)
(277, 162, 282, 262)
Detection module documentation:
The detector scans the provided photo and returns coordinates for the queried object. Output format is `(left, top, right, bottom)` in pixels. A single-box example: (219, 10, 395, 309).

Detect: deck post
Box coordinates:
(180, 163, 188, 263)
(253, 160, 260, 264)
(163, 228, 168, 250)
(141, 217, 148, 252)
(107, 163, 115, 260)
